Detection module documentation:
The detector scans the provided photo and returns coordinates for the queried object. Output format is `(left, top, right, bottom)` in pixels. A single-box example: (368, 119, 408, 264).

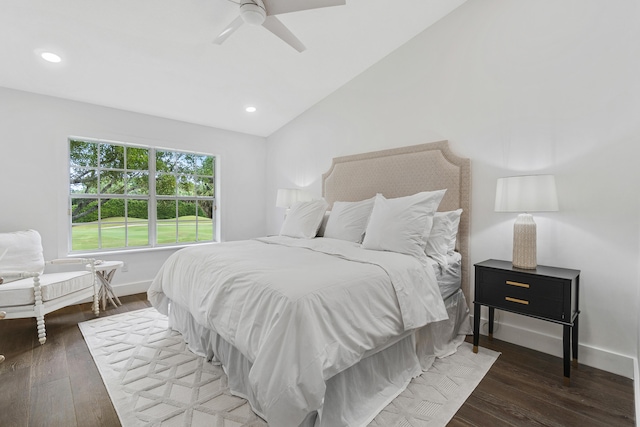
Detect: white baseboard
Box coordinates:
(112, 281, 152, 297)
(479, 318, 634, 379)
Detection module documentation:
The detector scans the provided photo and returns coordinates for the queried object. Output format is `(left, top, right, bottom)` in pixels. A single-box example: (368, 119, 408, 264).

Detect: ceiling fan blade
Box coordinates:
(263, 0, 345, 16)
(262, 16, 306, 52)
(213, 16, 244, 45)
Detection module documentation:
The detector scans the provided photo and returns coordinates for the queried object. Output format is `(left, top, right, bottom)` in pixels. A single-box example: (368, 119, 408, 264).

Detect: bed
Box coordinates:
(148, 140, 471, 426)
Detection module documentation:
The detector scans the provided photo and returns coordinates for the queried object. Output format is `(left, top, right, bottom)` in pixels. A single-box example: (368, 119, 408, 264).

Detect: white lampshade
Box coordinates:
(495, 175, 559, 270)
(276, 188, 312, 208)
(495, 175, 559, 213)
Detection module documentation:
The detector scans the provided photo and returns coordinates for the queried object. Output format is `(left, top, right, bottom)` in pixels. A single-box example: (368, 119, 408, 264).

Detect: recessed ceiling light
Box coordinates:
(245, 106, 257, 113)
(40, 52, 62, 63)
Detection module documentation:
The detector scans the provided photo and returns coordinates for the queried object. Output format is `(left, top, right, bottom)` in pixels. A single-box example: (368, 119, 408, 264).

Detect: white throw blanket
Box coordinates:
(148, 236, 447, 426)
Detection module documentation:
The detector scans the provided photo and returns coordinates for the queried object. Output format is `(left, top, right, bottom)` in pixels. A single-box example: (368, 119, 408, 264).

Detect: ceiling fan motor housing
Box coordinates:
(240, 0, 266, 26)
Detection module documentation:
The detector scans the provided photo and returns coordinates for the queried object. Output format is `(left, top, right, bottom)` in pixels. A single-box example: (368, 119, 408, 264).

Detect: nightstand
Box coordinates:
(473, 259, 580, 385)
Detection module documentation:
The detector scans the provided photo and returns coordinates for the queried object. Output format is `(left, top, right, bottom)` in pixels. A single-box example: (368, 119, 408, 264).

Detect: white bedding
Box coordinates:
(433, 251, 463, 300)
(148, 236, 448, 426)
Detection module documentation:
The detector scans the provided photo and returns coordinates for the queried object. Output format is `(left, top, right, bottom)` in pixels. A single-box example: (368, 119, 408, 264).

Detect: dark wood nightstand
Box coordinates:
(473, 259, 580, 385)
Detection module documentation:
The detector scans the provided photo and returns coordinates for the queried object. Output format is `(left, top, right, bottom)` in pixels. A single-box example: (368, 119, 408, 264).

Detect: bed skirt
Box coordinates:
(167, 288, 471, 427)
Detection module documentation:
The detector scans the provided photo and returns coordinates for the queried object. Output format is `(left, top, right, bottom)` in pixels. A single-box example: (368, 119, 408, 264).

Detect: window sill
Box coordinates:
(67, 241, 218, 258)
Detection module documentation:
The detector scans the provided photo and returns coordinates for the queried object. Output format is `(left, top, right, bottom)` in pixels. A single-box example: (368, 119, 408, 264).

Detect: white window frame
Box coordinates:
(68, 137, 218, 253)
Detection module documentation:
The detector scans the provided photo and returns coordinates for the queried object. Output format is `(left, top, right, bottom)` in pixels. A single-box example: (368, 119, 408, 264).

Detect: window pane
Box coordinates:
(70, 167, 98, 194)
(101, 198, 125, 222)
(127, 147, 149, 170)
(197, 222, 214, 241)
(157, 199, 176, 219)
(156, 150, 174, 172)
(127, 171, 149, 195)
(200, 156, 214, 176)
(70, 140, 98, 167)
(157, 220, 177, 244)
(197, 200, 214, 219)
(100, 143, 125, 169)
(196, 177, 214, 197)
(178, 153, 199, 173)
(101, 221, 126, 248)
(156, 173, 176, 196)
(71, 223, 99, 251)
(197, 201, 214, 241)
(100, 171, 125, 194)
(71, 197, 99, 224)
(127, 224, 149, 246)
(178, 220, 197, 243)
(127, 223, 149, 247)
(178, 175, 196, 196)
(178, 200, 197, 218)
(127, 199, 148, 222)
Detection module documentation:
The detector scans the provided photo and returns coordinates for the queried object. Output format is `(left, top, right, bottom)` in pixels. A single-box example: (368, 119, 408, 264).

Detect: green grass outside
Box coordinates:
(72, 216, 214, 251)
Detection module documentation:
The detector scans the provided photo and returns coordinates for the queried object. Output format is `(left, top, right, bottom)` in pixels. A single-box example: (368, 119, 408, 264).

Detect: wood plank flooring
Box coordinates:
(0, 294, 634, 426)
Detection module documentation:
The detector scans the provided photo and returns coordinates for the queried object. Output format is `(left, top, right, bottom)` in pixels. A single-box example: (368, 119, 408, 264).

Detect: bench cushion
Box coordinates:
(0, 271, 94, 306)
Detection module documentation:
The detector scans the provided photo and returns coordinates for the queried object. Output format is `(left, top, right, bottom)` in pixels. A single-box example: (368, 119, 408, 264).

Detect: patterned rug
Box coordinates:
(79, 308, 499, 427)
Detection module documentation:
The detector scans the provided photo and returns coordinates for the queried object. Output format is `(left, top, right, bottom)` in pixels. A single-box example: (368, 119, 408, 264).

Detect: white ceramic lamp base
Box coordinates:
(512, 213, 537, 269)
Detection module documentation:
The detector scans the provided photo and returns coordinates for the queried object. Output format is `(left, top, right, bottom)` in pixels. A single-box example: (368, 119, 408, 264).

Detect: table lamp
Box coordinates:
(276, 188, 312, 210)
(495, 175, 559, 269)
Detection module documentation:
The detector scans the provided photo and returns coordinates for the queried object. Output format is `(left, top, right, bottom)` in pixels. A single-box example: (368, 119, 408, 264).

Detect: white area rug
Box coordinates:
(79, 308, 499, 427)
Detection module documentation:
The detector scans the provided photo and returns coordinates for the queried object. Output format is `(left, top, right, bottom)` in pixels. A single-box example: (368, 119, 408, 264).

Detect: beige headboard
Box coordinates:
(322, 140, 471, 303)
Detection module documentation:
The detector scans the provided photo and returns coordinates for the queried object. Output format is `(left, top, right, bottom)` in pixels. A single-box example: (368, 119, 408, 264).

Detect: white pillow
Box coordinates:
(280, 199, 328, 239)
(0, 229, 46, 284)
(324, 197, 375, 243)
(426, 209, 463, 266)
(362, 190, 446, 259)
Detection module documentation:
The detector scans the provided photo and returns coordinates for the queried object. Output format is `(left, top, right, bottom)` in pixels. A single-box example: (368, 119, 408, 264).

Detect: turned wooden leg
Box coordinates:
(91, 265, 100, 317)
(33, 276, 47, 345)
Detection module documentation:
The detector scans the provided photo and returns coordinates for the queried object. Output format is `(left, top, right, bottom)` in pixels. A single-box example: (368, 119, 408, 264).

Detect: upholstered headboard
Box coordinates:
(322, 140, 471, 303)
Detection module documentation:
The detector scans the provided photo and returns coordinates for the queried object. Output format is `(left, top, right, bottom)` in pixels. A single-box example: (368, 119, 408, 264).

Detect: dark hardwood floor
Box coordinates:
(0, 294, 634, 426)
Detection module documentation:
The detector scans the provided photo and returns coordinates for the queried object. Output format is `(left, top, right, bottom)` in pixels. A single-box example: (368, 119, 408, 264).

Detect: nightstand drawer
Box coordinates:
(476, 269, 567, 321)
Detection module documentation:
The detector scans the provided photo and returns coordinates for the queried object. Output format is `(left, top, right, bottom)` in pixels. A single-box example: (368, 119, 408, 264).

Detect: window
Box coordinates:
(69, 138, 216, 252)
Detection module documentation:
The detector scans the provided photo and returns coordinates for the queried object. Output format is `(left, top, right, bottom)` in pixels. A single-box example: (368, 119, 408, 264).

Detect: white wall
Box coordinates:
(0, 87, 267, 293)
(266, 0, 640, 377)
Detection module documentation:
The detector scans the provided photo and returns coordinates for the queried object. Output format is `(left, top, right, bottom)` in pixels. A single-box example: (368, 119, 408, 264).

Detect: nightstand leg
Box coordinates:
(572, 315, 579, 368)
(488, 307, 495, 340)
(473, 303, 480, 353)
(563, 324, 571, 385)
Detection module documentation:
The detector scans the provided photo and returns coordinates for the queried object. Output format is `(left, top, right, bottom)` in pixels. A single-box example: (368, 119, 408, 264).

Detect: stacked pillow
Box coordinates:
(425, 209, 463, 266)
(361, 190, 446, 260)
(280, 192, 462, 265)
(323, 197, 375, 243)
(280, 199, 329, 239)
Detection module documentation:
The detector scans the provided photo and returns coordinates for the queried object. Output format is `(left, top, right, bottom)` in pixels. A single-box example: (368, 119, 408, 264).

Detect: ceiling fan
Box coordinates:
(214, 0, 346, 52)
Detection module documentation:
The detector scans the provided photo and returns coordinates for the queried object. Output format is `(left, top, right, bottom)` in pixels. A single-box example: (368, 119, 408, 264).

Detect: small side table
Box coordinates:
(473, 259, 580, 385)
(90, 261, 124, 310)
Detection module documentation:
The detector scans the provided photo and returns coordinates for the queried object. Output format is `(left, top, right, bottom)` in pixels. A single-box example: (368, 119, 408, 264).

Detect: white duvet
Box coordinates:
(148, 236, 448, 426)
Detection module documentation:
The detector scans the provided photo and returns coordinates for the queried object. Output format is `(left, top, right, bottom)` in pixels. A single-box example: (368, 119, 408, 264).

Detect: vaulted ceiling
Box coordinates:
(1, 0, 466, 137)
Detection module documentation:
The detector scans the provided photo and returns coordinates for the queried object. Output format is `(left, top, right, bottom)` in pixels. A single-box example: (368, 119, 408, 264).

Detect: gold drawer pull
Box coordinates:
(506, 280, 530, 288)
(505, 296, 529, 305)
